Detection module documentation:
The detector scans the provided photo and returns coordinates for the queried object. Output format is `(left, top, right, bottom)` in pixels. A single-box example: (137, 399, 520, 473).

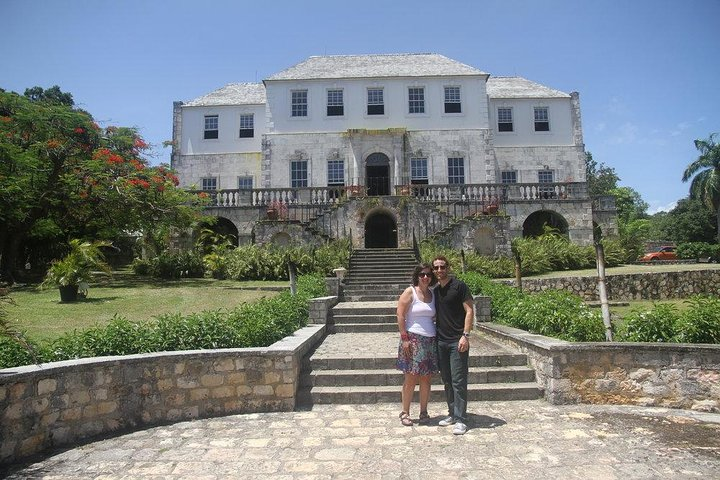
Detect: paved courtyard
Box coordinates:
(2, 400, 719, 479)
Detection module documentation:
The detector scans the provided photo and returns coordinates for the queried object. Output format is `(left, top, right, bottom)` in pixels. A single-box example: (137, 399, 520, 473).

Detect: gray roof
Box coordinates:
(265, 54, 488, 81)
(487, 77, 569, 99)
(184, 83, 266, 106)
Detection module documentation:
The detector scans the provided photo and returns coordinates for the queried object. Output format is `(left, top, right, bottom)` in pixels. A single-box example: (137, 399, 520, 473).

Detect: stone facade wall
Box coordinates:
(173, 152, 262, 191)
(0, 325, 325, 465)
(480, 323, 720, 413)
(505, 268, 720, 300)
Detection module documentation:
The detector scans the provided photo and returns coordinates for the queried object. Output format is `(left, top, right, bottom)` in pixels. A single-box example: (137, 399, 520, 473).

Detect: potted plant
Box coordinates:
(43, 239, 113, 302)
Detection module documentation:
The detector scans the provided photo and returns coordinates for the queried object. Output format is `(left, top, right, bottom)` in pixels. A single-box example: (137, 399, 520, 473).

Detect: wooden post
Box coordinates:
(595, 242, 613, 341)
(288, 262, 297, 296)
(460, 249, 466, 274)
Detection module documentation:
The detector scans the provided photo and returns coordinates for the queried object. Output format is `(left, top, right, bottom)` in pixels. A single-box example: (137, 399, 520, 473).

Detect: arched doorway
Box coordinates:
(364, 211, 397, 248)
(199, 217, 239, 246)
(522, 210, 569, 238)
(366, 153, 390, 196)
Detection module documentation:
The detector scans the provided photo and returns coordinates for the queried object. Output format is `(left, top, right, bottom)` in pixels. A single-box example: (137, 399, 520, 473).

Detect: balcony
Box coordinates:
(195, 182, 589, 208)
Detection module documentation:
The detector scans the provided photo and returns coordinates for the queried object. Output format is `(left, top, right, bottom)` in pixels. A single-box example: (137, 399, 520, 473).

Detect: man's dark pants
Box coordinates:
(437, 338, 469, 423)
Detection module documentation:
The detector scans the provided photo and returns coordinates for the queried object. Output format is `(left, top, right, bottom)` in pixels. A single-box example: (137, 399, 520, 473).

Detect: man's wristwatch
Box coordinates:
(462, 332, 471, 338)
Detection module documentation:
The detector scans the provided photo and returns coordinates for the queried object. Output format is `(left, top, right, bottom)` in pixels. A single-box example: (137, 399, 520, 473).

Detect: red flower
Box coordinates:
(130, 159, 145, 170)
(74, 127, 85, 134)
(133, 138, 148, 149)
(198, 192, 209, 199)
(47, 139, 62, 149)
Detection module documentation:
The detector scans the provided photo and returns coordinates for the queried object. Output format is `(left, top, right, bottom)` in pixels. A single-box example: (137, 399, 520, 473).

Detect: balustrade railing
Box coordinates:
(196, 182, 588, 209)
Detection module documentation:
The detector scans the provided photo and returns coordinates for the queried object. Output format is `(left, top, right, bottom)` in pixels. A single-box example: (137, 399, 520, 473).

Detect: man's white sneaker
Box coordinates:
(438, 416, 456, 427)
(453, 422, 467, 435)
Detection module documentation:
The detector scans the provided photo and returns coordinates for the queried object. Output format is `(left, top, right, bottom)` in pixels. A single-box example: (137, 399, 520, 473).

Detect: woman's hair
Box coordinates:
(411, 263, 437, 287)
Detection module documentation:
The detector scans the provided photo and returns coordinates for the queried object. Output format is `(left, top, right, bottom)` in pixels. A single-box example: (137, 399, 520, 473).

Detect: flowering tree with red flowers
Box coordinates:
(0, 87, 206, 282)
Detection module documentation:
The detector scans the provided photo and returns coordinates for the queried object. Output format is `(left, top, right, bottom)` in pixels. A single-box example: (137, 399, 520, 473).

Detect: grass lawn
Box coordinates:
(5, 271, 288, 342)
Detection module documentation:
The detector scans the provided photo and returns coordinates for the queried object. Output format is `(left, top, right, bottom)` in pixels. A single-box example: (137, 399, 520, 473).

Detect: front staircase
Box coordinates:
(296, 248, 544, 407)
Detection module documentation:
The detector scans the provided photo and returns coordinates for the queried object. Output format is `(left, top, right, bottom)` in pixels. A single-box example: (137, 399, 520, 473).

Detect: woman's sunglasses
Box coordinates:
(418, 272, 433, 278)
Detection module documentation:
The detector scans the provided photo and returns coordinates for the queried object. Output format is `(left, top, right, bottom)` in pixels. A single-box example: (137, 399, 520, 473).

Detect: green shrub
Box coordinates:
(130, 258, 151, 275)
(616, 303, 679, 342)
(0, 274, 327, 368)
(151, 251, 205, 279)
(677, 296, 720, 344)
(677, 242, 720, 261)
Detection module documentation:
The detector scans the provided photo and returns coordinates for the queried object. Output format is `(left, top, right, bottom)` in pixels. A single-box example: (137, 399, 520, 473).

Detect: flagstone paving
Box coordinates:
(2, 400, 719, 479)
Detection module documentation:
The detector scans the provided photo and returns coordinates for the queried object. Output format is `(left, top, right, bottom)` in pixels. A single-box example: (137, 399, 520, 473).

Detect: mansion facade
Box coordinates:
(171, 53, 616, 252)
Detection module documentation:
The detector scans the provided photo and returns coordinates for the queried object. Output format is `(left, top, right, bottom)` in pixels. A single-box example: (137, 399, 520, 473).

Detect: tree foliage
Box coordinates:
(0, 86, 206, 282)
(650, 197, 717, 243)
(682, 133, 720, 242)
(585, 151, 620, 197)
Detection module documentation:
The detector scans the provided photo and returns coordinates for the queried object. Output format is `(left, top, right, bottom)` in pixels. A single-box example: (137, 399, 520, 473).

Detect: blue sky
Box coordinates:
(2, 0, 718, 213)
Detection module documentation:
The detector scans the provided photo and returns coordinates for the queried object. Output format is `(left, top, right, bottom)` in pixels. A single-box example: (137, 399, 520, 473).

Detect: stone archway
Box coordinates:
(201, 216, 239, 246)
(364, 211, 397, 248)
(522, 210, 569, 238)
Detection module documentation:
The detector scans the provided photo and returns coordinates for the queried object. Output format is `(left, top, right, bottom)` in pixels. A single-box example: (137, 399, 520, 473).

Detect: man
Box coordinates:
(432, 255, 474, 435)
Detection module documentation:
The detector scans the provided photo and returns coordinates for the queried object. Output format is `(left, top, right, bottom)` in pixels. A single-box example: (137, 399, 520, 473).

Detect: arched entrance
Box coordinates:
(366, 153, 390, 196)
(364, 211, 397, 248)
(522, 210, 569, 238)
(200, 217, 239, 246)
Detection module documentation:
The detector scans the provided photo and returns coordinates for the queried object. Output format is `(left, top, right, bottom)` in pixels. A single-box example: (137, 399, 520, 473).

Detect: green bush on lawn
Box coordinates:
(0, 275, 327, 369)
(460, 272, 720, 344)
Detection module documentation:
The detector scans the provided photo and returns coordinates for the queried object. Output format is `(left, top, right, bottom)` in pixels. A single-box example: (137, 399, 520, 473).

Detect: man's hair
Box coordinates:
(432, 255, 450, 268)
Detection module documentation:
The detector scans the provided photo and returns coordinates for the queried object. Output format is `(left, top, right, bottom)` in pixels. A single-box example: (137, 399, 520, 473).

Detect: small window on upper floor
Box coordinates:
(408, 87, 425, 114)
(239, 114, 254, 138)
(444, 86, 461, 113)
(291, 90, 308, 117)
(497, 107, 513, 132)
(238, 176, 253, 190)
(201, 177, 217, 191)
(534, 107, 550, 132)
(204, 115, 218, 139)
(501, 171, 517, 184)
(367, 88, 384, 115)
(327, 89, 344, 116)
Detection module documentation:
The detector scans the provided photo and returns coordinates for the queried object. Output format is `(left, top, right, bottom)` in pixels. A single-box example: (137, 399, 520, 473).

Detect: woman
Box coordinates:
(396, 263, 438, 426)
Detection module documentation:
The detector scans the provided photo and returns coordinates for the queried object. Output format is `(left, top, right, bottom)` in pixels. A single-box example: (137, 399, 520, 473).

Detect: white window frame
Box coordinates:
(326, 89, 344, 117)
(201, 177, 217, 191)
(497, 107, 514, 132)
(538, 169, 555, 198)
(408, 87, 425, 114)
(534, 106, 550, 132)
(501, 170, 517, 184)
(204, 115, 218, 140)
(327, 159, 345, 186)
(291, 160, 308, 188)
(447, 157, 465, 184)
(367, 88, 384, 115)
(237, 176, 253, 190)
(239, 113, 254, 138)
(291, 90, 308, 118)
(410, 158, 428, 184)
(444, 86, 462, 114)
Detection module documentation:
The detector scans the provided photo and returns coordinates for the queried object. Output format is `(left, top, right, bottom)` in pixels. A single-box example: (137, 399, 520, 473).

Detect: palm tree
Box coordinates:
(682, 133, 720, 242)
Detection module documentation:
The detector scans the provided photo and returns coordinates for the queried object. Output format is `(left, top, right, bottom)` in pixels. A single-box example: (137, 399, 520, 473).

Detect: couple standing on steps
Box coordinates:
(396, 255, 474, 435)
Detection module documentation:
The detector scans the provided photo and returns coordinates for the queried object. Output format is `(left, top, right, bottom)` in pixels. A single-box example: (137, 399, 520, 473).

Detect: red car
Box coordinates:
(639, 246, 677, 262)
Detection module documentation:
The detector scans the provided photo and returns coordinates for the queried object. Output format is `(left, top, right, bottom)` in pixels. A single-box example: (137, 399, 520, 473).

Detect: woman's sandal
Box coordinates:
(399, 411, 413, 426)
(418, 411, 430, 424)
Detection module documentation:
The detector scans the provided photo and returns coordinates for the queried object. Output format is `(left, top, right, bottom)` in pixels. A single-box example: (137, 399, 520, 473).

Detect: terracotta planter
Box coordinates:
(266, 208, 278, 220)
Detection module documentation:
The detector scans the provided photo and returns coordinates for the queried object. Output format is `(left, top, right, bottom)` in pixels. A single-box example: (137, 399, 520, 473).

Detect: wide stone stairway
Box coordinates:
(296, 248, 544, 407)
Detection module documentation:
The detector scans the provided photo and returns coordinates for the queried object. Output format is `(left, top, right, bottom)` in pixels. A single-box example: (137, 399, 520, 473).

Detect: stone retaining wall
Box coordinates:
(0, 324, 325, 465)
(479, 323, 720, 413)
(504, 268, 720, 301)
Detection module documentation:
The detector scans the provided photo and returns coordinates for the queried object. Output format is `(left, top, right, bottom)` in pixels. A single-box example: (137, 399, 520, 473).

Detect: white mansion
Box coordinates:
(171, 53, 616, 251)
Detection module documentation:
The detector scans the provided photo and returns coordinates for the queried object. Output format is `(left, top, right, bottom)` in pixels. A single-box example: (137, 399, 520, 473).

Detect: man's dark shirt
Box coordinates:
(434, 276, 472, 342)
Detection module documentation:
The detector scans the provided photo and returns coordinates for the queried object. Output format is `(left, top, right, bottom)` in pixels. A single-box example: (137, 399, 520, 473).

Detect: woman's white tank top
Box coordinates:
(405, 286, 436, 337)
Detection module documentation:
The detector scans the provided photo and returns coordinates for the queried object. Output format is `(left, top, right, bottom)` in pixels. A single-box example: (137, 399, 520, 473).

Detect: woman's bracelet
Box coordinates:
(400, 333, 410, 341)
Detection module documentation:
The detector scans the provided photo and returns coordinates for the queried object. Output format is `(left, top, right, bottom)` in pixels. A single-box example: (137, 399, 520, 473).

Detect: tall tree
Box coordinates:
(682, 133, 720, 242)
(585, 152, 620, 197)
(650, 197, 717, 243)
(0, 88, 206, 282)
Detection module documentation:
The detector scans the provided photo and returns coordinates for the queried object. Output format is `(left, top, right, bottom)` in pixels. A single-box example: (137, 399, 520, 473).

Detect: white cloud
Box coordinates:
(648, 201, 677, 214)
(608, 122, 638, 145)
